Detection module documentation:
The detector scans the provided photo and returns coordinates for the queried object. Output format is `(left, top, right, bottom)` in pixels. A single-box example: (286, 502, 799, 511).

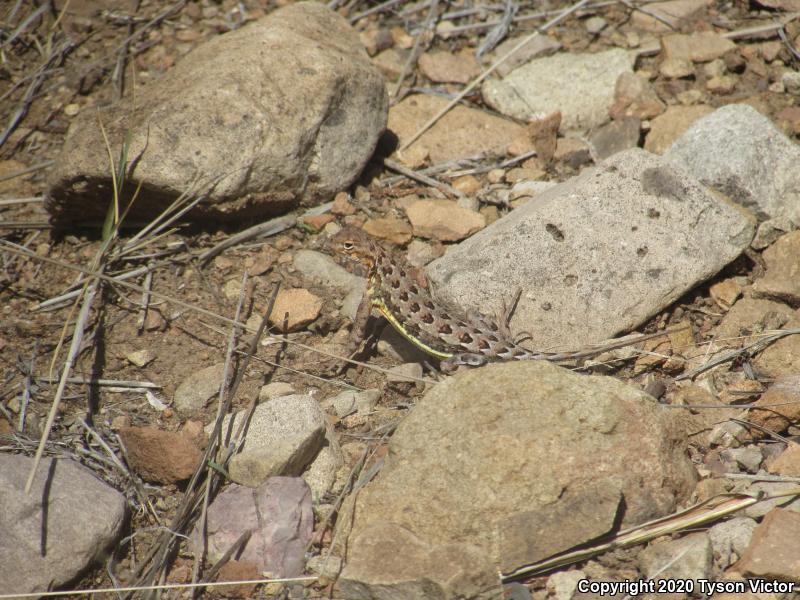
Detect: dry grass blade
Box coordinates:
(0, 38, 74, 148)
(383, 157, 464, 198)
(198, 213, 297, 265)
(0, 160, 55, 183)
(191, 271, 250, 597)
(0, 576, 317, 599)
(501, 488, 800, 581)
(676, 328, 800, 380)
(24, 277, 100, 494)
(390, 0, 440, 100)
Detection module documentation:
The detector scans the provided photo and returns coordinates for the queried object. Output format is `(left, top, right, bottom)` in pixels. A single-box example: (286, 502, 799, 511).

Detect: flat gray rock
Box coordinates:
(211, 393, 327, 487)
(0, 454, 127, 595)
(482, 49, 635, 131)
(427, 148, 755, 348)
(47, 2, 387, 226)
(337, 361, 697, 598)
(665, 104, 800, 222)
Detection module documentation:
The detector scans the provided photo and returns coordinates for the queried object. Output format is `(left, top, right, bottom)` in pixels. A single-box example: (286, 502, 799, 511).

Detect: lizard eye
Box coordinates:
(343, 241, 354, 251)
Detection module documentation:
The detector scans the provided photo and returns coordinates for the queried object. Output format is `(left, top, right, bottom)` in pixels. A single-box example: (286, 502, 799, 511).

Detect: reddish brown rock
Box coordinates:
(118, 426, 204, 483)
(300, 214, 334, 232)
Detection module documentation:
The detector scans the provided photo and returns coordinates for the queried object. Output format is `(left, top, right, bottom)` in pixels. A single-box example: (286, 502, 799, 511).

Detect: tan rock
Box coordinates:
(753, 231, 800, 305)
(710, 278, 743, 310)
(644, 105, 715, 154)
(768, 444, 800, 476)
(362, 217, 413, 245)
(418, 50, 480, 84)
(610, 73, 666, 120)
(735, 508, 800, 581)
(662, 32, 737, 63)
(527, 111, 561, 163)
(406, 199, 485, 241)
(451, 175, 481, 195)
(660, 57, 695, 79)
(268, 288, 323, 332)
(743, 376, 800, 438)
(554, 137, 592, 168)
(488, 33, 562, 77)
(331, 192, 356, 216)
(359, 28, 392, 57)
(47, 3, 387, 226)
(395, 144, 429, 169)
(707, 75, 737, 94)
(388, 94, 526, 164)
(390, 26, 414, 49)
(372, 47, 406, 79)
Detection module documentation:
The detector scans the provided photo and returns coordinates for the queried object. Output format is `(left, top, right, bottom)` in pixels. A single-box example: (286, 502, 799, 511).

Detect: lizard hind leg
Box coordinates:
(500, 289, 523, 332)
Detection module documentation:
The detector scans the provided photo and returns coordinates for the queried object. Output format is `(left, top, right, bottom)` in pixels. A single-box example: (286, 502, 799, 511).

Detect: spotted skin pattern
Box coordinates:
(327, 226, 665, 371)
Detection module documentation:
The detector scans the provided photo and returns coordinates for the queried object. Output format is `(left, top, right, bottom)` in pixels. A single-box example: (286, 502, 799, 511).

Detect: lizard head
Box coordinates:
(327, 226, 378, 275)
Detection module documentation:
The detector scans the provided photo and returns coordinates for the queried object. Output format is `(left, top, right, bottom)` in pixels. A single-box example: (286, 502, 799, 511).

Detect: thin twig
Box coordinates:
(391, 0, 440, 100)
(24, 278, 100, 494)
(382, 157, 464, 198)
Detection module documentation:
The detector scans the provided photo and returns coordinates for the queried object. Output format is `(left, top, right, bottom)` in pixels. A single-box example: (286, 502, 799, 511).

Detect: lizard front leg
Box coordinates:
(335, 293, 379, 373)
(440, 352, 490, 373)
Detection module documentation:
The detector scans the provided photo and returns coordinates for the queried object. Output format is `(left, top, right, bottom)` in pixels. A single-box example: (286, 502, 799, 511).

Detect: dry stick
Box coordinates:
(31, 376, 159, 388)
(777, 23, 800, 61)
(23, 278, 99, 494)
(0, 160, 55, 183)
(136, 269, 153, 333)
(136, 281, 278, 594)
(676, 328, 800, 380)
(0, 38, 73, 148)
(617, 0, 677, 30)
(78, 417, 161, 525)
(0, 2, 49, 50)
(198, 214, 297, 265)
(349, 0, 406, 22)
(191, 271, 248, 599)
(382, 157, 464, 198)
(0, 577, 317, 600)
(391, 0, 440, 100)
(398, 0, 593, 153)
(0, 197, 45, 206)
(0, 220, 51, 229)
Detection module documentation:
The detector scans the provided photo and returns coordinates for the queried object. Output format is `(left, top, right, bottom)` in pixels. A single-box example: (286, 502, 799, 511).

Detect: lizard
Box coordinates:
(326, 226, 670, 372)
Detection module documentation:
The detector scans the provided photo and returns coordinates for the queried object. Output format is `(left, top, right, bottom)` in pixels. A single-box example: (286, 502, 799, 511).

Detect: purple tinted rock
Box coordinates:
(193, 476, 313, 577)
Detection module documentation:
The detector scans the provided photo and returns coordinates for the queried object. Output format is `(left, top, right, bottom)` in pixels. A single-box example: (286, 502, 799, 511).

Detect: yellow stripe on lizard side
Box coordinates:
(371, 297, 453, 360)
